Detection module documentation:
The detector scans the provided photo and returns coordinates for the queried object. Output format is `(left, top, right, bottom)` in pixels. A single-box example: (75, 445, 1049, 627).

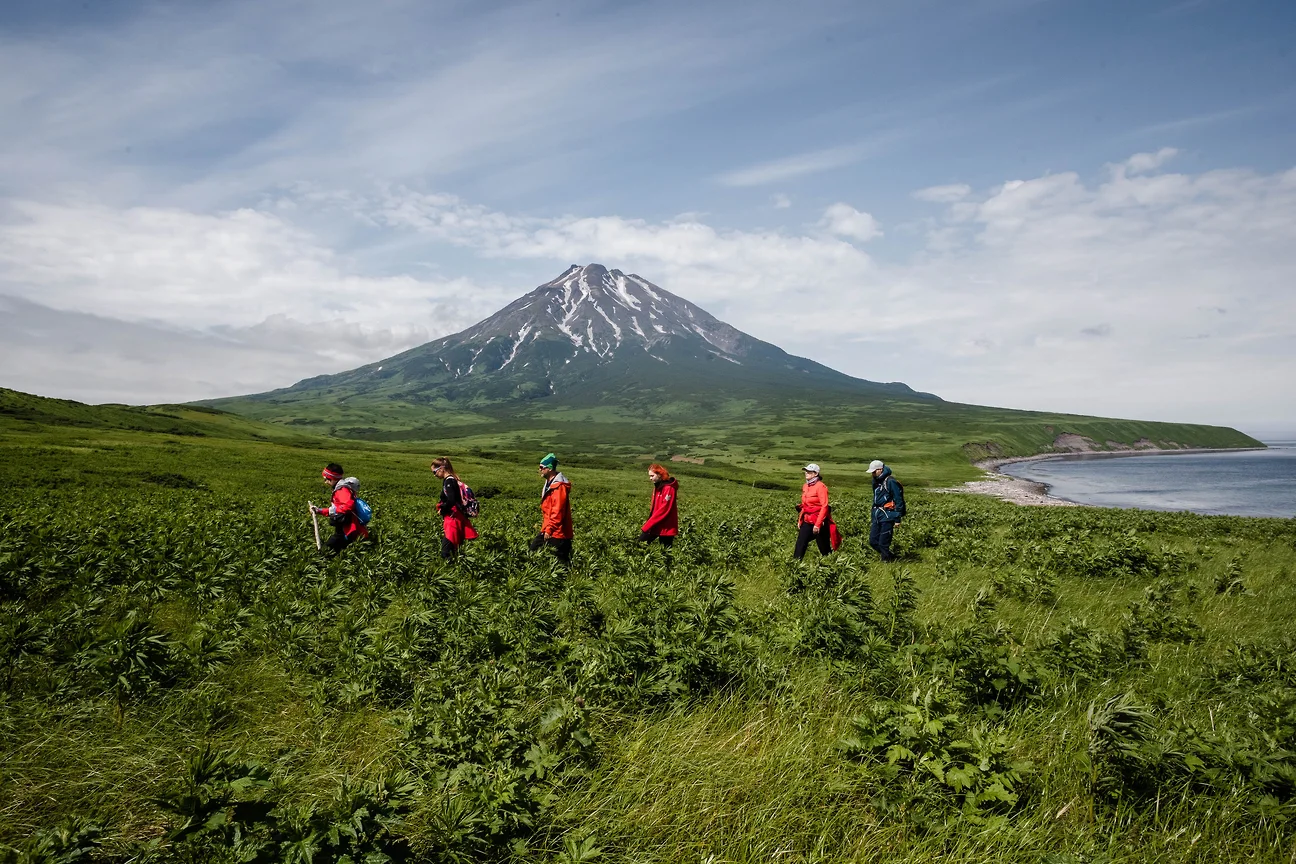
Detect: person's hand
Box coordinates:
(812, 525, 820, 535)
(543, 531, 551, 540)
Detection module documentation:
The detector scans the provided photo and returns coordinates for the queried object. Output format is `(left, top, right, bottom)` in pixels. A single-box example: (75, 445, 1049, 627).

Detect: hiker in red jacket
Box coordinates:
(432, 456, 477, 560)
(315, 463, 368, 555)
(639, 463, 679, 553)
(793, 462, 833, 560)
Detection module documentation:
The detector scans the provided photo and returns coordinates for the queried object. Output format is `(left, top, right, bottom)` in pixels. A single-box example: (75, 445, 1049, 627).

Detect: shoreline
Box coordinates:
(974, 445, 1268, 475)
(940, 445, 1266, 509)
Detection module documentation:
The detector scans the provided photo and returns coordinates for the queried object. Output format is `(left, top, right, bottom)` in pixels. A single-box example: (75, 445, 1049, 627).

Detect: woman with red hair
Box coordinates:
(639, 463, 679, 553)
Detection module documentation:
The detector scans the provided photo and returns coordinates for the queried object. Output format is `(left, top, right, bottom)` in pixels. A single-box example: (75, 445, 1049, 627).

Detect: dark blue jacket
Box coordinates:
(872, 467, 905, 523)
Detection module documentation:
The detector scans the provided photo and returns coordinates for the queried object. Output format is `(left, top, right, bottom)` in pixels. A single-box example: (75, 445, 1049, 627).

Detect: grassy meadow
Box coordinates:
(2, 404, 1295, 863)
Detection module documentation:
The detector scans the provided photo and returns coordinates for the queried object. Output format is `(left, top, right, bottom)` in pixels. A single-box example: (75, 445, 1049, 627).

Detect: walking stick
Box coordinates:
(309, 501, 321, 550)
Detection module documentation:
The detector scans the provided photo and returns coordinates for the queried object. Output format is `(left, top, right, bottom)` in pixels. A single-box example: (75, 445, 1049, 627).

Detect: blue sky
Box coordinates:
(1, 0, 1294, 431)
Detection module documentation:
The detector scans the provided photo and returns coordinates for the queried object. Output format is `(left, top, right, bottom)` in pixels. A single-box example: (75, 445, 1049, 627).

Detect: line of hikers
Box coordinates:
(313, 453, 904, 564)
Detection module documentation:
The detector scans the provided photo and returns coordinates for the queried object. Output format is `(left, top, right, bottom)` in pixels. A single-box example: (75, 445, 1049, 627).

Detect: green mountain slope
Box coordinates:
(0, 387, 314, 442)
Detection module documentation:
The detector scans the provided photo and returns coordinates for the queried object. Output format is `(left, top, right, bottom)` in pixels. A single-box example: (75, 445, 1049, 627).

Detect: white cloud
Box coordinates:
(0, 295, 397, 403)
(818, 203, 882, 242)
(913, 183, 972, 203)
(1121, 147, 1179, 175)
(715, 144, 870, 187)
(0, 200, 507, 332)
(0, 200, 512, 397)
(771, 193, 792, 209)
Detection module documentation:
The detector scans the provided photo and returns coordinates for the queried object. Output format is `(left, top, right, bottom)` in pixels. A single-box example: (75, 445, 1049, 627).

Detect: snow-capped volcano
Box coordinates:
(454, 263, 755, 367)
(258, 263, 933, 408)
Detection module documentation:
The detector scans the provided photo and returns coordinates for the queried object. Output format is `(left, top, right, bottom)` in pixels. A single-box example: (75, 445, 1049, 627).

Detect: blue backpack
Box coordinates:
(354, 497, 373, 525)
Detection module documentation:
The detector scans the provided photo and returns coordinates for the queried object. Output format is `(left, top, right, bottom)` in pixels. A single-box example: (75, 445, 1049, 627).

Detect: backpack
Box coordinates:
(354, 498, 373, 525)
(457, 480, 480, 518)
(877, 477, 905, 520)
(889, 479, 905, 519)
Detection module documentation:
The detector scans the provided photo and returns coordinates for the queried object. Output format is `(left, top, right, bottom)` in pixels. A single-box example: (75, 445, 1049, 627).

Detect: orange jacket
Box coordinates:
(541, 473, 573, 539)
(799, 480, 829, 528)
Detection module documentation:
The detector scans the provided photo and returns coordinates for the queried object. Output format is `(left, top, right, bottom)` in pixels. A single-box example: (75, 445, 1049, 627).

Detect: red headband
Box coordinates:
(322, 468, 342, 482)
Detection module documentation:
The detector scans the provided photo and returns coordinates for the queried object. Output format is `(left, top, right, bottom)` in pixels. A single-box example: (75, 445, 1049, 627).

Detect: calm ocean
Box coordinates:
(1001, 441, 1296, 518)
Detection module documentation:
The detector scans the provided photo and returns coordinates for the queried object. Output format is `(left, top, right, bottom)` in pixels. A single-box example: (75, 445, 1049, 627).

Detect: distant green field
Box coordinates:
(200, 387, 1261, 490)
(4, 383, 1262, 493)
(2, 410, 1295, 862)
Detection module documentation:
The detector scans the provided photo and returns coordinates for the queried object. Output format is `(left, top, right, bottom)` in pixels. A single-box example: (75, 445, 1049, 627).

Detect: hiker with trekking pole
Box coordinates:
(793, 462, 839, 560)
(638, 463, 679, 559)
(867, 459, 905, 562)
(311, 463, 371, 555)
(432, 456, 478, 560)
(530, 453, 573, 567)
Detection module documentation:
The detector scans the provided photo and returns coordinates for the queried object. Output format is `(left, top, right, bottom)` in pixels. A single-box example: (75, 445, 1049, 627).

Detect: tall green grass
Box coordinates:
(1, 423, 1293, 862)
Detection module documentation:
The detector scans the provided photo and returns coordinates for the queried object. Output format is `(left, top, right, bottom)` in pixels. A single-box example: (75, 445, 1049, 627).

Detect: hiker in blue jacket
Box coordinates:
(867, 460, 905, 562)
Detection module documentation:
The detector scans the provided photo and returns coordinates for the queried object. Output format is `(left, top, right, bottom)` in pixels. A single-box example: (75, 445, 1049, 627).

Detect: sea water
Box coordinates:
(1001, 441, 1296, 518)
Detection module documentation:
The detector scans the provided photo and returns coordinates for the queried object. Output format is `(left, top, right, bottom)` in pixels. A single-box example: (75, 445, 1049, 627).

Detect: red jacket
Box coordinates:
(328, 483, 369, 540)
(799, 480, 829, 529)
(541, 473, 573, 539)
(642, 478, 679, 537)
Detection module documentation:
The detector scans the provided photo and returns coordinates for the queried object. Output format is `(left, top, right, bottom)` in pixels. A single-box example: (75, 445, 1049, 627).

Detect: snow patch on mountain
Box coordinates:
(500, 324, 533, 369)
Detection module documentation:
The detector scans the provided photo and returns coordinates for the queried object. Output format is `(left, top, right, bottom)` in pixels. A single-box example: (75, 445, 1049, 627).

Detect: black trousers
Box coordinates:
(325, 525, 356, 556)
(639, 532, 674, 550)
(530, 534, 572, 566)
(793, 522, 832, 559)
(440, 537, 460, 560)
(869, 519, 896, 562)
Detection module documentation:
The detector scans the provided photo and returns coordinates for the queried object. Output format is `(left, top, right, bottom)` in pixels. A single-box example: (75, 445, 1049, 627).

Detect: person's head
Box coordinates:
(803, 462, 821, 482)
(430, 456, 455, 478)
(867, 459, 886, 478)
(648, 463, 671, 483)
(539, 452, 559, 479)
(322, 463, 344, 486)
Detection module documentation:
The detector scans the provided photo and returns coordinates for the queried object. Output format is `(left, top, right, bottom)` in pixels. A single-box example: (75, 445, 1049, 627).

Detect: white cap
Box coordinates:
(867, 460, 885, 472)
(803, 463, 821, 474)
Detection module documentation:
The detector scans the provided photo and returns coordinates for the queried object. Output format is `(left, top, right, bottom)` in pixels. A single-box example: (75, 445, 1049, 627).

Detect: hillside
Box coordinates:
(202, 264, 1262, 483)
(0, 387, 314, 442)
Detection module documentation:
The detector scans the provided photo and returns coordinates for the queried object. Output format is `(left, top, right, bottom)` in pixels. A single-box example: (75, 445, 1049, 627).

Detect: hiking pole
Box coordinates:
(309, 501, 321, 550)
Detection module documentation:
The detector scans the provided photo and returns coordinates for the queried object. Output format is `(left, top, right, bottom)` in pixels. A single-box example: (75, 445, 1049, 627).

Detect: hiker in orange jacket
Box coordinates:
(793, 462, 832, 560)
(639, 463, 679, 553)
(529, 452, 572, 566)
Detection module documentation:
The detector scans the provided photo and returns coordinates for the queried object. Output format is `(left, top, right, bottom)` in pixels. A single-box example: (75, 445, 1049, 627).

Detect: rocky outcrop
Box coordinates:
(1053, 434, 1100, 452)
